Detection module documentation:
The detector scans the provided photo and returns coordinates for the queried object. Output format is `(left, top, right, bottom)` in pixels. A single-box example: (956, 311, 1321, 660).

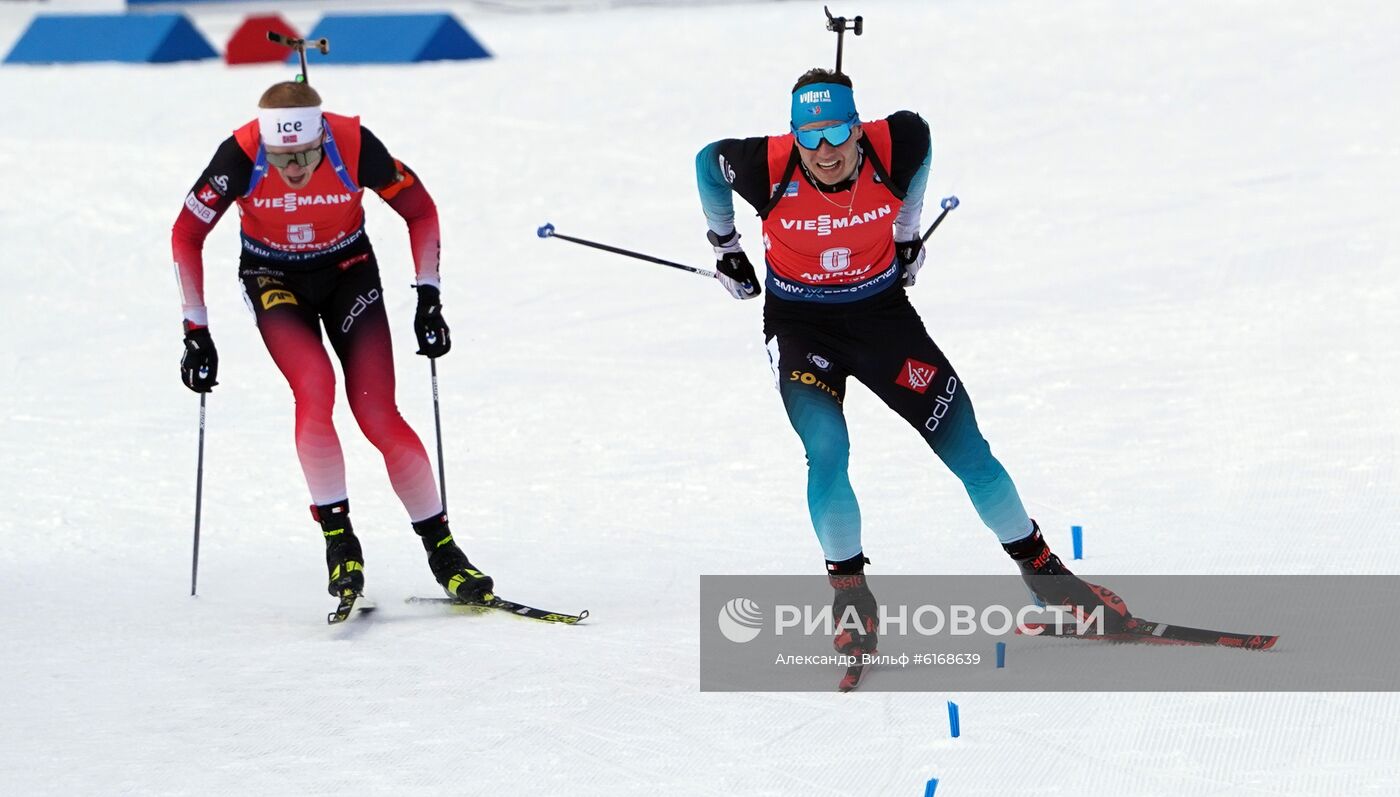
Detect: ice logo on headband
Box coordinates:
(277, 120, 305, 144)
(259, 106, 324, 148)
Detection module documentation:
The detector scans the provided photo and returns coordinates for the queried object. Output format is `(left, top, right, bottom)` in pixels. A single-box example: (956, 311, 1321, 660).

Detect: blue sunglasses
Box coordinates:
(793, 121, 855, 150)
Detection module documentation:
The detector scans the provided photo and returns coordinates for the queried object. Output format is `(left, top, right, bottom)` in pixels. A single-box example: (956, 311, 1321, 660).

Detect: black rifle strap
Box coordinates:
(757, 146, 802, 220)
(860, 138, 906, 202)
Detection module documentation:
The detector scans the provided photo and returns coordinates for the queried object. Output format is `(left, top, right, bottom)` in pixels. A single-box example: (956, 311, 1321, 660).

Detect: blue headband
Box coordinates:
(790, 82, 858, 129)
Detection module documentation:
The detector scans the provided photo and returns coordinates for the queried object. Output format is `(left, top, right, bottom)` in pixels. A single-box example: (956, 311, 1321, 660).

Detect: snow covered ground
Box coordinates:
(1, 0, 1398, 794)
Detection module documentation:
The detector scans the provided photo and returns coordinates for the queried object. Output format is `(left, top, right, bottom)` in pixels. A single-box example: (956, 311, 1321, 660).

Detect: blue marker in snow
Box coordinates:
(947, 701, 960, 738)
(996, 641, 1006, 668)
(924, 777, 939, 796)
(1072, 525, 1083, 560)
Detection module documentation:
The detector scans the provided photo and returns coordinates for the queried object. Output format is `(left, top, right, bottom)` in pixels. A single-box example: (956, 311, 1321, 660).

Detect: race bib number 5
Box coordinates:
(287, 223, 315, 245)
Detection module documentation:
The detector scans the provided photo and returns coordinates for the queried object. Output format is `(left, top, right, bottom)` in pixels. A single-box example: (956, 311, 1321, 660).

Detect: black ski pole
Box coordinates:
(536, 223, 718, 278)
(921, 195, 961, 244)
(190, 392, 207, 597)
(430, 359, 447, 511)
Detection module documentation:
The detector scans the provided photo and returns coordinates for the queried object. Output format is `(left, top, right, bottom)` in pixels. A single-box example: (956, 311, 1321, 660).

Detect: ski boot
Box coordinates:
(412, 512, 494, 603)
(313, 499, 364, 597)
(1003, 520, 1131, 633)
(828, 554, 878, 656)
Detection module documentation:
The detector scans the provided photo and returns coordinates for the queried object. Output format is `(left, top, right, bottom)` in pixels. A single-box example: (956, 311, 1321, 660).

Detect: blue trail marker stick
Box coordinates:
(1072, 525, 1083, 560)
(924, 777, 939, 796)
(996, 641, 1006, 668)
(947, 701, 960, 738)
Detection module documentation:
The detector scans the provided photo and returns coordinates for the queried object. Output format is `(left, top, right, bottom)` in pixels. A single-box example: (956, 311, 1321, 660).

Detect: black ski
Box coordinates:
(406, 595, 588, 625)
(327, 591, 376, 625)
(1018, 617, 1277, 650)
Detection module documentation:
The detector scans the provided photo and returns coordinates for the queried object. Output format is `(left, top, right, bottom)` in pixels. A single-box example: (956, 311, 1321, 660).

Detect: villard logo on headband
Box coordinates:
(798, 88, 832, 115)
(791, 83, 857, 127)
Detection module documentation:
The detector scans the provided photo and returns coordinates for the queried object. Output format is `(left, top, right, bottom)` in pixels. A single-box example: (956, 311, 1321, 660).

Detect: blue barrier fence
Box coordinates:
(4, 11, 490, 66)
(296, 14, 490, 64)
(5, 14, 217, 64)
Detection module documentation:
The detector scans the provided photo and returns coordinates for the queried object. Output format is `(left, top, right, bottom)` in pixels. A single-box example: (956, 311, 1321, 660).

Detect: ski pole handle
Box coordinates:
(537, 223, 718, 279)
(920, 195, 960, 244)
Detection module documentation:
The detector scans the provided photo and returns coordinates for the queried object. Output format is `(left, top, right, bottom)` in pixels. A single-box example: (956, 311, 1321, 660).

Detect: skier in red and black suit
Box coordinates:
(696, 68, 1128, 656)
(171, 81, 492, 604)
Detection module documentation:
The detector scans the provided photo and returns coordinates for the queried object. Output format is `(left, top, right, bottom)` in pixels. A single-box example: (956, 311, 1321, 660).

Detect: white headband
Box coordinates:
(259, 106, 323, 147)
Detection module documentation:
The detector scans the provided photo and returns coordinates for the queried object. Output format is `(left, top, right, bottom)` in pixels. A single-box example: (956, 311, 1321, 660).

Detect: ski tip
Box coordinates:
(536, 222, 555, 238)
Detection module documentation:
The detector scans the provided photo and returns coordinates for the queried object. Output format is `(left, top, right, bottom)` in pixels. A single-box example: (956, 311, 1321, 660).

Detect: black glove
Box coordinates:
(708, 229, 761, 300)
(413, 284, 451, 358)
(180, 326, 219, 393)
(895, 237, 926, 287)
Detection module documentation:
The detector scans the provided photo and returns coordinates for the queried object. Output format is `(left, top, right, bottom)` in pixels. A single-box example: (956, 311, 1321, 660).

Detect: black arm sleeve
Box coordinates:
(884, 111, 932, 197)
(712, 136, 773, 213)
(187, 136, 253, 207)
(356, 126, 399, 190)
